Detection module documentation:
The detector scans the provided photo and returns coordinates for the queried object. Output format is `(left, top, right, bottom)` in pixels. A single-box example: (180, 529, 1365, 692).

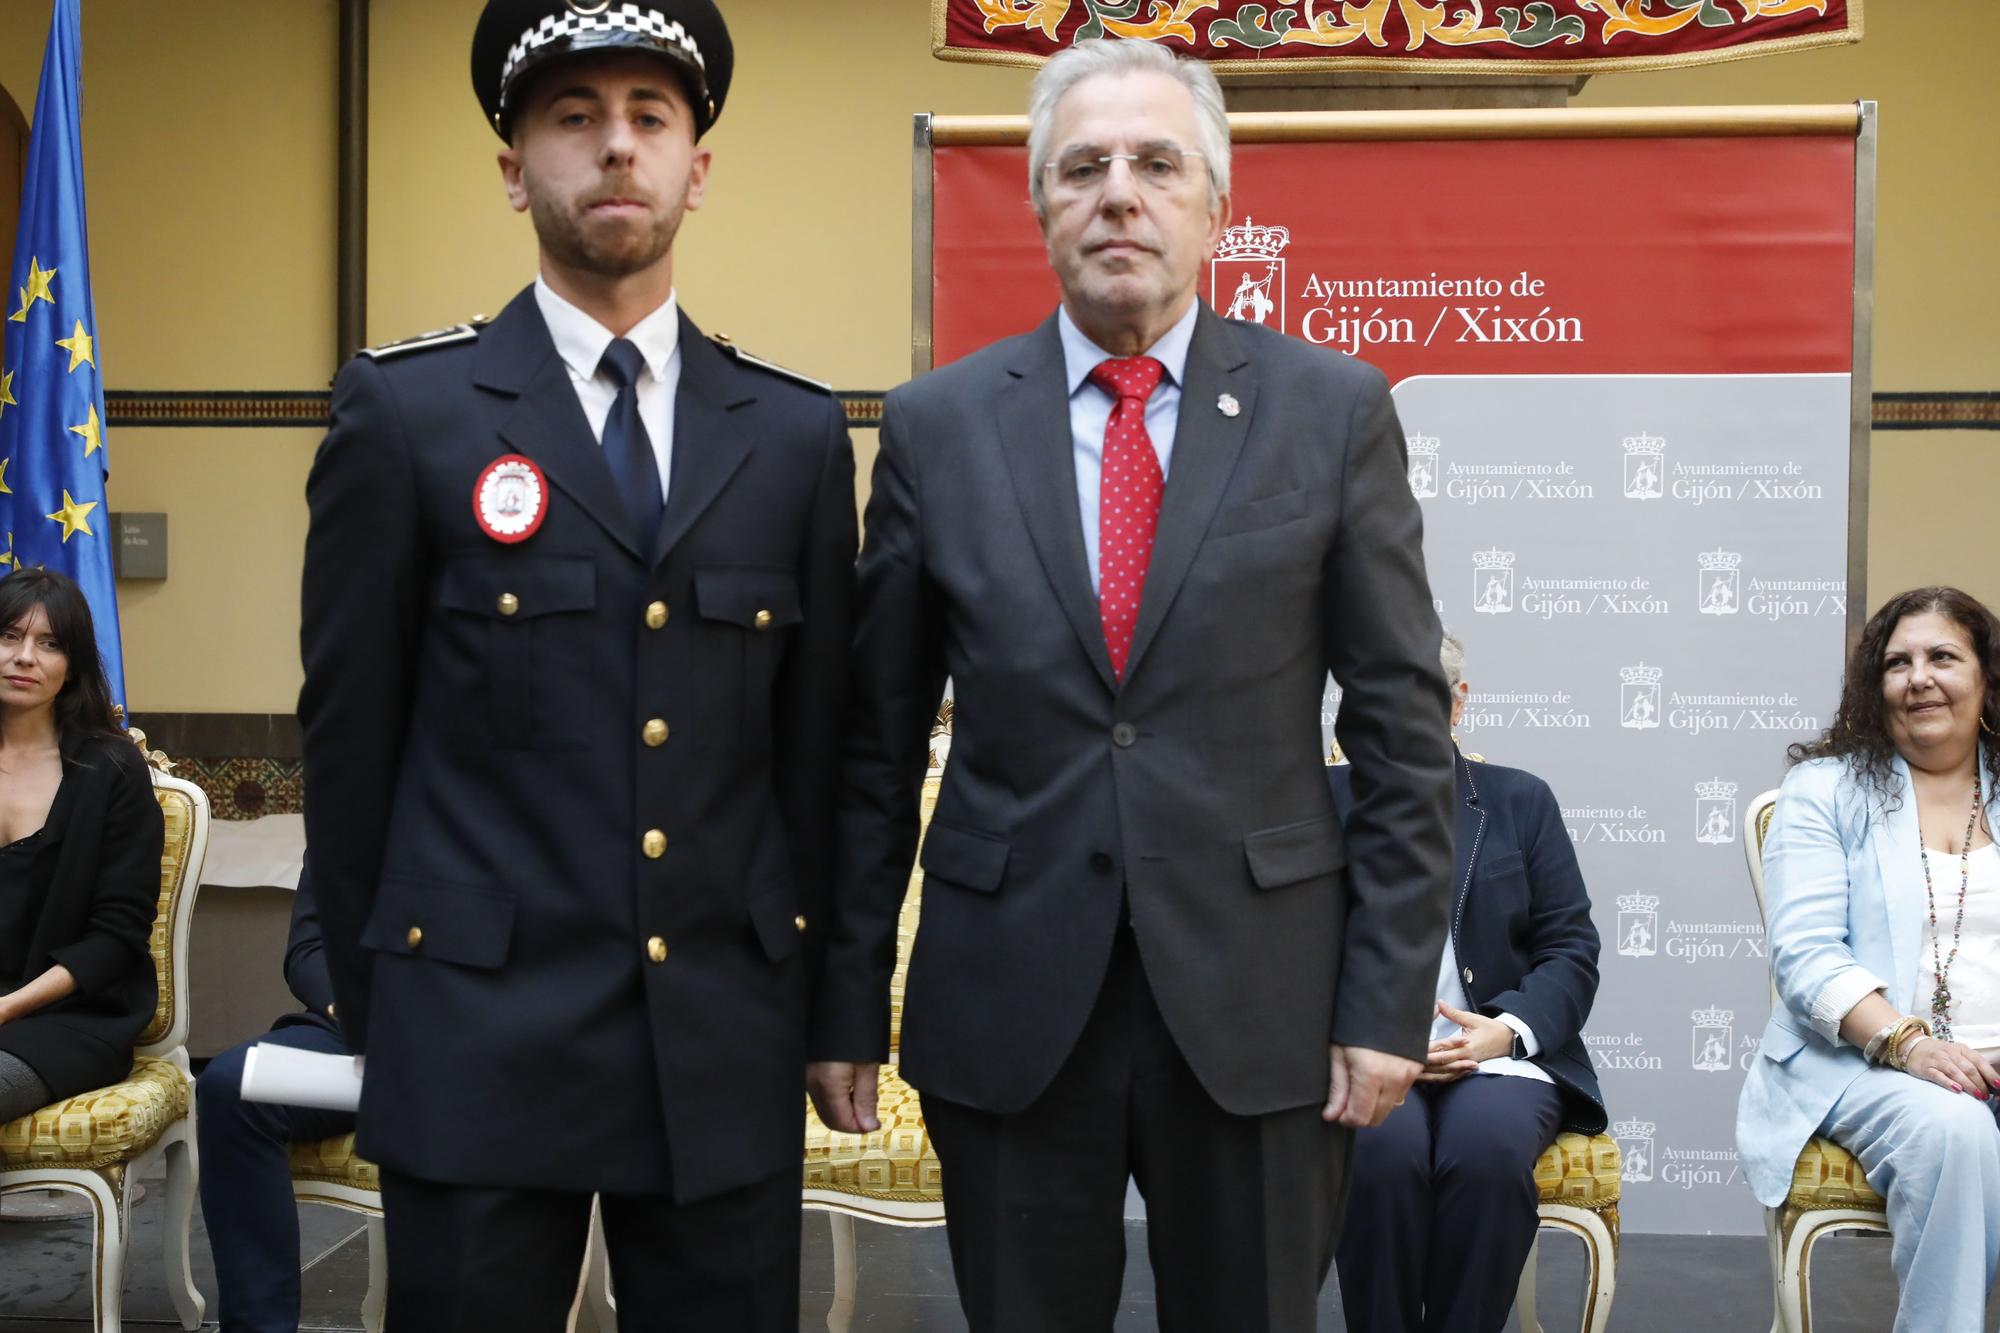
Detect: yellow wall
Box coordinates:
(0, 1, 1993, 709)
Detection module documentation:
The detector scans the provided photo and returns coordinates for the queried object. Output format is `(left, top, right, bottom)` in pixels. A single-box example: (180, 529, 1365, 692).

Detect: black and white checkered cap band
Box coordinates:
(501, 5, 704, 104)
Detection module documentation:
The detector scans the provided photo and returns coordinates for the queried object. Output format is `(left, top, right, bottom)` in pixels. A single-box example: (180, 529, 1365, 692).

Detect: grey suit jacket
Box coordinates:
(814, 305, 1453, 1117)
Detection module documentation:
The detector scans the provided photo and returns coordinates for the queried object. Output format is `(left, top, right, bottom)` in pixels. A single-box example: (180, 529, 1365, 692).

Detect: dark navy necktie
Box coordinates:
(597, 337, 664, 549)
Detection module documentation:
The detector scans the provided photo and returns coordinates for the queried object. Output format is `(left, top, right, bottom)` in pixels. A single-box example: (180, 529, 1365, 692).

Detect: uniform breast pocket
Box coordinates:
(693, 565, 802, 747)
(438, 555, 597, 750)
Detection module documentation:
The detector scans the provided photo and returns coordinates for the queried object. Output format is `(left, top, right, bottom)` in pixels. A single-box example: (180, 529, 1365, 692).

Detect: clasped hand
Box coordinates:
(1902, 1036, 2000, 1099)
(1419, 1000, 1512, 1085)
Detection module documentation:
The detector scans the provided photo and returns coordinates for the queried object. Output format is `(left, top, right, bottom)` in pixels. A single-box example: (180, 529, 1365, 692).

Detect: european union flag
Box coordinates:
(0, 0, 124, 707)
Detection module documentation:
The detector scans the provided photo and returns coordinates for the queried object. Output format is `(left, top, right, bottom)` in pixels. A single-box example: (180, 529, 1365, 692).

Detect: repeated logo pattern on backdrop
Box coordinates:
(928, 127, 1862, 1234)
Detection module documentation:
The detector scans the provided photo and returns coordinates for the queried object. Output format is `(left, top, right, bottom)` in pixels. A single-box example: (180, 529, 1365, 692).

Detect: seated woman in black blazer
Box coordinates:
(0, 568, 163, 1123)
(1328, 630, 1604, 1333)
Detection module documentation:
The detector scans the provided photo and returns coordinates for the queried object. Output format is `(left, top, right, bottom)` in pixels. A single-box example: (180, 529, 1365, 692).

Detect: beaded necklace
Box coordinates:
(1918, 778, 1983, 1043)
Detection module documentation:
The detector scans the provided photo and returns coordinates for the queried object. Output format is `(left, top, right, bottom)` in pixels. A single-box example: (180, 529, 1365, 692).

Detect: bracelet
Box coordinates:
(1863, 1020, 1900, 1065)
(1886, 1016, 1933, 1071)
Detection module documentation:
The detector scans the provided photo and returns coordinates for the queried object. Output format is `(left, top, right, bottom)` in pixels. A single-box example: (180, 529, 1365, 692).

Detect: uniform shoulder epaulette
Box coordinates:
(360, 316, 490, 361)
(709, 332, 831, 394)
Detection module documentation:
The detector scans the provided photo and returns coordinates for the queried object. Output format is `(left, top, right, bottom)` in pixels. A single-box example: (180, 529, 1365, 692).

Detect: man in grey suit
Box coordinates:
(809, 39, 1454, 1332)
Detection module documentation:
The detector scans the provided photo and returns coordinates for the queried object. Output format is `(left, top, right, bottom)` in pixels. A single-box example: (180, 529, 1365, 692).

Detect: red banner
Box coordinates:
(934, 1, 1860, 74)
(931, 134, 1855, 381)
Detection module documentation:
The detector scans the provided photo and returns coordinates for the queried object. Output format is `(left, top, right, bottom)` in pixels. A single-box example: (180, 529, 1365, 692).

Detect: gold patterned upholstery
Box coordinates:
(290, 1132, 381, 1193)
(803, 1065, 941, 1203)
(1786, 1134, 1886, 1212)
(1533, 1131, 1622, 1212)
(139, 783, 200, 1048)
(0, 1055, 188, 1170)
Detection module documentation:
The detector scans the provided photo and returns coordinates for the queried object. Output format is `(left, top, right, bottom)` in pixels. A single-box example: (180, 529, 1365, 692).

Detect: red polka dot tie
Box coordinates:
(1089, 356, 1166, 682)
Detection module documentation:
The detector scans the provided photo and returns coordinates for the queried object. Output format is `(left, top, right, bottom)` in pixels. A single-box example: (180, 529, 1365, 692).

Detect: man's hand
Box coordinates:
(807, 1061, 883, 1134)
(1324, 1044, 1423, 1128)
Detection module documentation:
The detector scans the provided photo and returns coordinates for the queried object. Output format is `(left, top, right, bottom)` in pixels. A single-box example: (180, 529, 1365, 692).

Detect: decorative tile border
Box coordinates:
(106, 390, 888, 431)
(1872, 392, 2000, 431)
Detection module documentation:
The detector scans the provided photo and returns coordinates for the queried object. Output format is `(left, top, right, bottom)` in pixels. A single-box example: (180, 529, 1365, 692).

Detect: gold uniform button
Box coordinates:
(406, 926, 423, 949)
(497, 593, 519, 616)
(753, 609, 773, 630)
(794, 914, 808, 933)
(645, 601, 669, 630)
(646, 936, 668, 964)
(642, 718, 669, 747)
(642, 829, 668, 859)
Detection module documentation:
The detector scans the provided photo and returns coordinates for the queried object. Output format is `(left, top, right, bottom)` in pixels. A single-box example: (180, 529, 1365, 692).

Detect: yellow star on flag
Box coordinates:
(68, 402, 103, 457)
(22, 258, 55, 308)
(0, 457, 11, 495)
(45, 489, 97, 543)
(55, 320, 95, 373)
(0, 369, 15, 420)
(6, 289, 24, 324)
(0, 533, 14, 571)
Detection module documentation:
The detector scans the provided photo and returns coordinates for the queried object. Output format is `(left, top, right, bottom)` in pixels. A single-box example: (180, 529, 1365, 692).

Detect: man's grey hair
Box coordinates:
(1026, 40, 1231, 218)
(1440, 629, 1466, 691)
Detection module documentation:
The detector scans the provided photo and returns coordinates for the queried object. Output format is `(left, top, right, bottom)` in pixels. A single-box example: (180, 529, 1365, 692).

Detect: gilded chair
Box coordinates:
(0, 756, 211, 1332)
(1742, 787, 1888, 1333)
(801, 771, 946, 1333)
(288, 1133, 386, 1333)
(1513, 1131, 1623, 1333)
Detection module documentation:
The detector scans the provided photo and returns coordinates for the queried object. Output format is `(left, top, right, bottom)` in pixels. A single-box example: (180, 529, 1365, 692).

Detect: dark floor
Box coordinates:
(1, 1159, 1992, 1330)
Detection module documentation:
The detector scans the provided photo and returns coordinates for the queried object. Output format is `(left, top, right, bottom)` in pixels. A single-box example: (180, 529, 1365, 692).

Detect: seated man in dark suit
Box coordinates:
(1327, 631, 1605, 1333)
(194, 866, 354, 1333)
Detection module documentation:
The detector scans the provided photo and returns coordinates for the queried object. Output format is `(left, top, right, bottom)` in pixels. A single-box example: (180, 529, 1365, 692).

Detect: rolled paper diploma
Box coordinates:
(239, 1043, 364, 1111)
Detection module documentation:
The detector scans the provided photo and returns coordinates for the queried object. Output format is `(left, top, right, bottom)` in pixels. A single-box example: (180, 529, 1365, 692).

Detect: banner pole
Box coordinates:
(1847, 100, 1878, 643)
(912, 113, 936, 379)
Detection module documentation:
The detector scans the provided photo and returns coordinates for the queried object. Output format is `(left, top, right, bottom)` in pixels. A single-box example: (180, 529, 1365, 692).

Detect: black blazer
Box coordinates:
(818, 306, 1454, 1117)
(1329, 749, 1606, 1133)
(301, 287, 856, 1202)
(268, 864, 339, 1039)
(0, 731, 163, 1101)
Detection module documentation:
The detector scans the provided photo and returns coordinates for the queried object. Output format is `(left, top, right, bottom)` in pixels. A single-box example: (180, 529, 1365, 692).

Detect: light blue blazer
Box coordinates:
(1737, 752, 2000, 1205)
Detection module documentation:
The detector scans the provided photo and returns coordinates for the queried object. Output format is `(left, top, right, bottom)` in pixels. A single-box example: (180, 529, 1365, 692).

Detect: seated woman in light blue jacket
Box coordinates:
(1740, 586, 2000, 1333)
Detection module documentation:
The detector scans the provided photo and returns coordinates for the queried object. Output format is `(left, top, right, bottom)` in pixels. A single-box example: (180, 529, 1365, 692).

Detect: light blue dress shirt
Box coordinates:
(1057, 300, 1198, 594)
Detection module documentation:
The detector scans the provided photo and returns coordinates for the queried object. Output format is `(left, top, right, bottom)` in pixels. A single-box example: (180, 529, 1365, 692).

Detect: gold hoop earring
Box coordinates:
(1983, 714, 1997, 737)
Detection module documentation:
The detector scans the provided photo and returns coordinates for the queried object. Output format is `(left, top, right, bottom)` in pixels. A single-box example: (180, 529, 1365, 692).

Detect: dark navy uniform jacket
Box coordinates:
(299, 286, 855, 1202)
(1329, 748, 1607, 1133)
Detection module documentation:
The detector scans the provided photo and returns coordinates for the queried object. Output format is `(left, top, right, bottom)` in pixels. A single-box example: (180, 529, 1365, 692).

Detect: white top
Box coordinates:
(1057, 301, 1198, 595)
(1918, 841, 2000, 1057)
(1434, 931, 1552, 1084)
(534, 277, 681, 507)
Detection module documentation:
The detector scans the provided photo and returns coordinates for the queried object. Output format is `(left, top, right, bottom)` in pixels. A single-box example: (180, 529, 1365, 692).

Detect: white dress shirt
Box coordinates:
(1918, 842, 2000, 1060)
(1433, 933, 1551, 1084)
(1057, 300, 1199, 594)
(534, 276, 681, 507)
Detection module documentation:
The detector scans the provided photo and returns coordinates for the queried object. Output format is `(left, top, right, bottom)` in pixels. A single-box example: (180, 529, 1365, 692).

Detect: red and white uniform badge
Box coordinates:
(473, 454, 548, 544)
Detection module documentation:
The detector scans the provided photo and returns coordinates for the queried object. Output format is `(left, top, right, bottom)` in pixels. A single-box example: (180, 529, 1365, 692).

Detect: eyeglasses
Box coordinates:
(1041, 146, 1205, 195)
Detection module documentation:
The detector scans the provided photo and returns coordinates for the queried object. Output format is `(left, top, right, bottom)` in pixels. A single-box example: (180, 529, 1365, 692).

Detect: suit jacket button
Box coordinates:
(642, 718, 669, 746)
(1111, 722, 1137, 748)
(645, 601, 669, 629)
(646, 936, 668, 963)
(794, 914, 808, 933)
(754, 609, 773, 630)
(406, 926, 423, 949)
(496, 592, 519, 616)
(1463, 967, 1474, 985)
(1090, 851, 1114, 874)
(642, 829, 668, 858)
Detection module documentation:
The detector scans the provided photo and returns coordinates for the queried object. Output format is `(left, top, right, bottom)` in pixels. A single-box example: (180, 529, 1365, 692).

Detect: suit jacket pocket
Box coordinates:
(1759, 1015, 1811, 1064)
(918, 820, 1010, 894)
(1207, 488, 1308, 540)
(1244, 813, 1347, 890)
(693, 565, 802, 746)
(437, 555, 597, 750)
(360, 877, 516, 970)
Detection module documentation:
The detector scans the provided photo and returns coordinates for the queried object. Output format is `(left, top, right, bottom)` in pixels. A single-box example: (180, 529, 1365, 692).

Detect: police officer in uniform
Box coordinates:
(298, 3, 855, 1327)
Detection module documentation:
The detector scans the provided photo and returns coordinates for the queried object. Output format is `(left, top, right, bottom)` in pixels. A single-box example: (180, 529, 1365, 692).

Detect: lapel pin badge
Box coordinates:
(473, 454, 549, 544)
(1217, 393, 1240, 418)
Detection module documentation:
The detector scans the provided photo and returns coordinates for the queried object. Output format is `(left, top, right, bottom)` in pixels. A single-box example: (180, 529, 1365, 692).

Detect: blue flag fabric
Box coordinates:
(0, 0, 125, 707)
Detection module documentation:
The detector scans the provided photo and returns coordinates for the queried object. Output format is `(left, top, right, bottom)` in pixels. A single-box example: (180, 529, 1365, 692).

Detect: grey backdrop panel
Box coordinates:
(1325, 371, 1851, 1236)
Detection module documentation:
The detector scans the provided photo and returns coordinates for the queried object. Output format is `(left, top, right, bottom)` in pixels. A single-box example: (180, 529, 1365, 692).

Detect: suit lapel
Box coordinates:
(1451, 753, 1485, 958)
(1122, 307, 1255, 685)
(653, 314, 754, 567)
(475, 288, 644, 562)
(1873, 756, 1926, 1007)
(998, 316, 1117, 693)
